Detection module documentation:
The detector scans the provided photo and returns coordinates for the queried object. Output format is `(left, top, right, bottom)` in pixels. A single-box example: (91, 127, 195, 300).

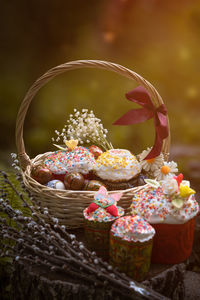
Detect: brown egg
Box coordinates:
(31, 166, 53, 184)
(64, 172, 85, 190)
(83, 180, 105, 191)
(89, 145, 103, 159)
(31, 165, 42, 177)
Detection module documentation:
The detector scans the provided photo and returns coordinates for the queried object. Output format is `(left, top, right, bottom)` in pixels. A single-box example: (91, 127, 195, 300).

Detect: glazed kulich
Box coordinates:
(83, 186, 124, 259)
(44, 146, 96, 181)
(94, 149, 142, 190)
(131, 183, 199, 225)
(109, 215, 155, 281)
(130, 177, 199, 264)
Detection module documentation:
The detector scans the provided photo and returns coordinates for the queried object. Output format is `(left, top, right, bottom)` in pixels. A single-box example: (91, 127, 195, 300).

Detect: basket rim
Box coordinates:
(16, 59, 170, 171)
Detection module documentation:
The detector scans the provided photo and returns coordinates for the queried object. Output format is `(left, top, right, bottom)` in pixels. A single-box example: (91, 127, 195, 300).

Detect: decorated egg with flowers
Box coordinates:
(46, 180, 65, 190)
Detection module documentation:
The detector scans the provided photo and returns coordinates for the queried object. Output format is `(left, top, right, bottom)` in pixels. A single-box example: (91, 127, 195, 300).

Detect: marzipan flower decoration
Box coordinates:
(144, 175, 196, 210)
(169, 175, 196, 209)
(53, 139, 78, 151)
(179, 184, 195, 198)
(86, 186, 122, 217)
(161, 178, 179, 196)
(144, 179, 160, 189)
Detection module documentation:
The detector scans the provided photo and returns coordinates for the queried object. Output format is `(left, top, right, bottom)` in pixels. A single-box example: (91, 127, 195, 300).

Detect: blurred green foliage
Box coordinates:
(0, 171, 32, 298)
(1, 0, 200, 166)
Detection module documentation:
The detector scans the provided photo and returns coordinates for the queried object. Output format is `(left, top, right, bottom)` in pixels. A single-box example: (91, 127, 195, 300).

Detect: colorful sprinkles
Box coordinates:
(111, 215, 155, 242)
(95, 149, 141, 181)
(44, 146, 96, 174)
(94, 193, 115, 208)
(83, 206, 124, 222)
(131, 186, 199, 224)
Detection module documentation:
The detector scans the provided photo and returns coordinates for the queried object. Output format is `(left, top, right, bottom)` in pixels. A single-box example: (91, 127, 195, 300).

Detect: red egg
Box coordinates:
(64, 172, 85, 190)
(89, 145, 103, 159)
(31, 166, 53, 184)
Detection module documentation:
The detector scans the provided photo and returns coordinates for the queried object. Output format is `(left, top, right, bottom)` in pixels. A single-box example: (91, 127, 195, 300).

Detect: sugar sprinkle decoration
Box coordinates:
(84, 186, 124, 222)
(111, 215, 155, 242)
(44, 146, 96, 174)
(131, 183, 199, 223)
(83, 206, 124, 222)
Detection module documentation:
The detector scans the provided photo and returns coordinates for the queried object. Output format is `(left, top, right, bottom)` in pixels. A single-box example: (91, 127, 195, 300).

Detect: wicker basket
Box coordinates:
(16, 60, 170, 228)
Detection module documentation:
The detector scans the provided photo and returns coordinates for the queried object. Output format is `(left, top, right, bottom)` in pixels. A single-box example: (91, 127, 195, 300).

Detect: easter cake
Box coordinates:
(131, 175, 199, 264)
(110, 215, 155, 281)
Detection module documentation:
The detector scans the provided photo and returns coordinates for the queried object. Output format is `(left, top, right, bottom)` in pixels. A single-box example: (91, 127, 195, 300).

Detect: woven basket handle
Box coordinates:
(16, 59, 170, 170)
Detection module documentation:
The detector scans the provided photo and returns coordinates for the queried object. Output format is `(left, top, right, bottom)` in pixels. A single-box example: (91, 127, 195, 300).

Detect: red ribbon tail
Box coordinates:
(144, 132, 163, 160)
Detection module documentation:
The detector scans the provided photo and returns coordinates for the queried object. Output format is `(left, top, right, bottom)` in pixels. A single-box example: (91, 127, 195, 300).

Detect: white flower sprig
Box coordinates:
(138, 147, 178, 179)
(52, 109, 113, 151)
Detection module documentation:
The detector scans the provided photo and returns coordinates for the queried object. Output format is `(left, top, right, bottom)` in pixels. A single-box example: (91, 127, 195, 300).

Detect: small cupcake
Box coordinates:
(131, 175, 199, 264)
(44, 146, 96, 181)
(83, 186, 124, 260)
(110, 216, 155, 281)
(94, 149, 142, 190)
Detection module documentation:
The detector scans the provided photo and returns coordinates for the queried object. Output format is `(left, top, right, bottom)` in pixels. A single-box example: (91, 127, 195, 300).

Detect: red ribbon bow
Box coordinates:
(113, 86, 169, 160)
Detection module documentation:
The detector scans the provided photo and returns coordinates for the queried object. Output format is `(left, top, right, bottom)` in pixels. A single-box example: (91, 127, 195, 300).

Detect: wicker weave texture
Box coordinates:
(16, 60, 170, 228)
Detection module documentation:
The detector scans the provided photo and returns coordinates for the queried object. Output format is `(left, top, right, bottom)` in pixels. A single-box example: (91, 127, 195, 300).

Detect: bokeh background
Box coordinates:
(0, 0, 199, 191)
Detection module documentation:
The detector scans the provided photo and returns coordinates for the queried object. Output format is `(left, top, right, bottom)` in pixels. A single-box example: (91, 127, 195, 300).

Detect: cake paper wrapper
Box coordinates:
(151, 217, 196, 264)
(84, 219, 114, 260)
(109, 232, 153, 282)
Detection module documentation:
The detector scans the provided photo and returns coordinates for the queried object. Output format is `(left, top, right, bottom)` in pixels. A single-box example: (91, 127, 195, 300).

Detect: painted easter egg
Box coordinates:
(64, 172, 85, 190)
(89, 145, 103, 159)
(83, 180, 105, 191)
(46, 180, 65, 190)
(31, 166, 52, 184)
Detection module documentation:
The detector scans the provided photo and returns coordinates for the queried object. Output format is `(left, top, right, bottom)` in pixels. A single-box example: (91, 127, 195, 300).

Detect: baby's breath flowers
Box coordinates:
(52, 109, 113, 151)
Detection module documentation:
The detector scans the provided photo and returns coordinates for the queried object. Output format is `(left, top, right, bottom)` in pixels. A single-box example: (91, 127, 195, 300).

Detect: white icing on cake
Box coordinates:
(44, 147, 96, 174)
(111, 216, 155, 242)
(131, 186, 199, 224)
(94, 149, 141, 181)
(83, 207, 124, 222)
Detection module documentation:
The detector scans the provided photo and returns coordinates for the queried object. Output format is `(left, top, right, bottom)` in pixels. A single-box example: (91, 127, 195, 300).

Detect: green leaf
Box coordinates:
(53, 144, 66, 151)
(144, 179, 160, 188)
(172, 198, 184, 209)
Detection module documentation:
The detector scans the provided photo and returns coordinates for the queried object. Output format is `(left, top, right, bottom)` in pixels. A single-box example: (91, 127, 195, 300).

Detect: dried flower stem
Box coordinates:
(0, 171, 165, 300)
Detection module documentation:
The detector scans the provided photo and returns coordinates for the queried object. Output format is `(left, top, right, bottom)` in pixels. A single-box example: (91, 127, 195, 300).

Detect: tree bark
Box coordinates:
(11, 261, 169, 300)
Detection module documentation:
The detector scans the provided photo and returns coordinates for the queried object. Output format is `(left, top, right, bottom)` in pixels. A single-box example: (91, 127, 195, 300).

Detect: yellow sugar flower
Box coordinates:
(179, 184, 195, 198)
(53, 139, 78, 151)
(64, 139, 78, 151)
